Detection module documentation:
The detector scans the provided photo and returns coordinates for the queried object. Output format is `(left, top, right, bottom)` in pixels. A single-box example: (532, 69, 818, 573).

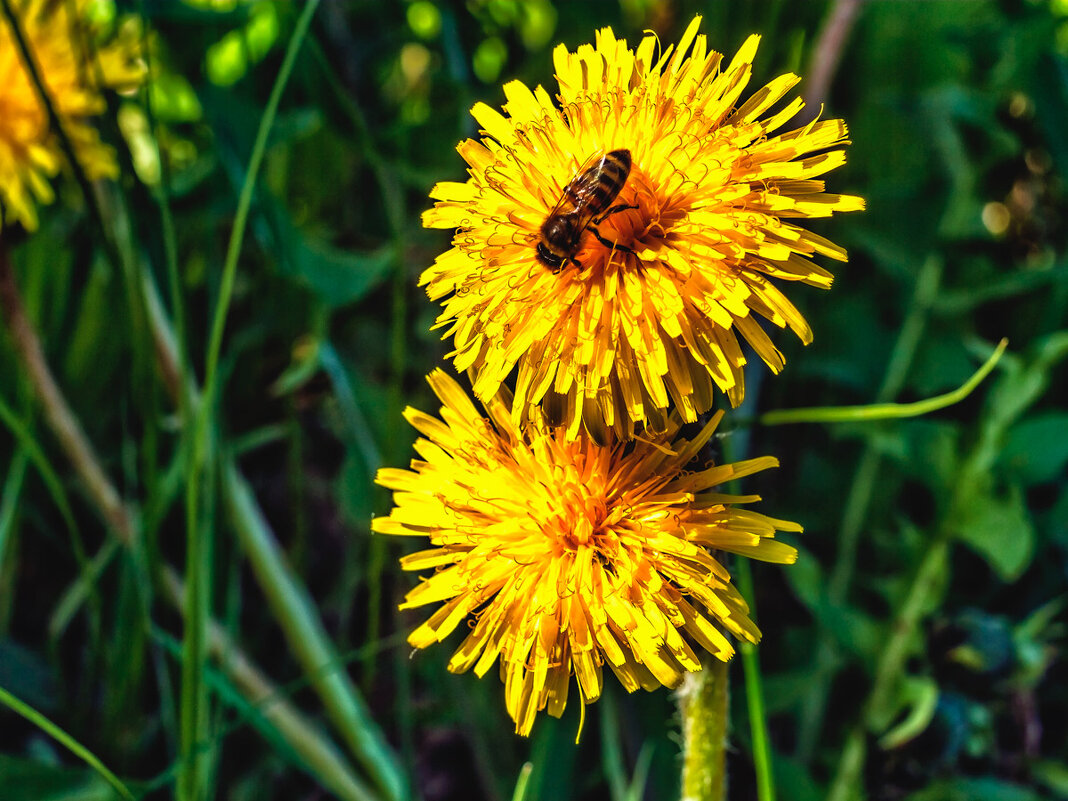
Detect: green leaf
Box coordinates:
(954, 486, 1035, 581)
(998, 412, 1068, 485)
(878, 676, 939, 749)
(1033, 760, 1068, 799)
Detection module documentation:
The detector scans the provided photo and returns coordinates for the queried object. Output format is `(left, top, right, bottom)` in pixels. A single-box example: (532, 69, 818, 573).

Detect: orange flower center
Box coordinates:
(539, 469, 627, 557)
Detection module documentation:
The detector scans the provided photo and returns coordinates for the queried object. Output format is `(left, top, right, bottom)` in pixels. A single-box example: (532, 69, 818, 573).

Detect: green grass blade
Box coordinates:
(0, 684, 136, 801)
(736, 561, 776, 801)
(180, 6, 322, 799)
(0, 395, 80, 538)
(511, 763, 534, 801)
(201, 0, 321, 403)
(0, 449, 29, 574)
(152, 628, 379, 801)
(221, 457, 406, 801)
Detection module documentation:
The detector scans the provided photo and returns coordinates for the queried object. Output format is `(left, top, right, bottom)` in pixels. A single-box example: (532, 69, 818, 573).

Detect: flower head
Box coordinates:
(422, 16, 863, 441)
(0, 0, 143, 232)
(373, 369, 799, 736)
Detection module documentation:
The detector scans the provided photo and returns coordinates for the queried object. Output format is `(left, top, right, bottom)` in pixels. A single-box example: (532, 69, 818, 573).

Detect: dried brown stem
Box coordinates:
(801, 0, 866, 120)
(0, 246, 132, 539)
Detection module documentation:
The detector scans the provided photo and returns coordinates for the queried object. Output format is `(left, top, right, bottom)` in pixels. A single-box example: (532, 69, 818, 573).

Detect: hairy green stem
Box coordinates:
(679, 657, 729, 801)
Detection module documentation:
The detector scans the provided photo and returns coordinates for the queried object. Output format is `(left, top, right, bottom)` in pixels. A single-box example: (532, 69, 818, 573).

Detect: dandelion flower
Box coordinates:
(422, 16, 863, 441)
(0, 0, 143, 232)
(373, 369, 799, 736)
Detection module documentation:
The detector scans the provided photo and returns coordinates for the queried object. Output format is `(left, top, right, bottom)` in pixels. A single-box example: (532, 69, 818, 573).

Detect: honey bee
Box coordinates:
(535, 149, 637, 272)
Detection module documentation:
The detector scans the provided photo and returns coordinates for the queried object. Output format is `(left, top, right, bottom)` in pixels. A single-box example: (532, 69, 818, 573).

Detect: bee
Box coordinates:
(535, 149, 637, 272)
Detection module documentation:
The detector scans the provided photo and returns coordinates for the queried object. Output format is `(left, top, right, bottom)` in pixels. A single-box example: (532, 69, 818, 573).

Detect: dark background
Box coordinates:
(0, 1, 1065, 800)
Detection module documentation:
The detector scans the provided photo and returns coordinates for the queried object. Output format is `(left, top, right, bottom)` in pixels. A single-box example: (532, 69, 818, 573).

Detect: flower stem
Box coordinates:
(679, 657, 729, 801)
(802, 0, 866, 116)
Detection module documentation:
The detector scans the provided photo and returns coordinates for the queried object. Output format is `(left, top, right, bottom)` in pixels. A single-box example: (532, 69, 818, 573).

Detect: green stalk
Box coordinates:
(679, 657, 730, 801)
(759, 337, 1006, 427)
(0, 685, 135, 801)
(201, 0, 321, 403)
(221, 458, 407, 801)
(180, 5, 321, 799)
(735, 561, 775, 801)
(2, 238, 370, 799)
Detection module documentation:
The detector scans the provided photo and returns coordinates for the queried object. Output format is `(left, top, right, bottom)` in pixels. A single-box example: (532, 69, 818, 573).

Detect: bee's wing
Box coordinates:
(545, 150, 608, 223)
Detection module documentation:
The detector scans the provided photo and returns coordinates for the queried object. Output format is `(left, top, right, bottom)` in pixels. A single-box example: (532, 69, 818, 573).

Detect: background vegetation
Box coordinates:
(0, 0, 1065, 800)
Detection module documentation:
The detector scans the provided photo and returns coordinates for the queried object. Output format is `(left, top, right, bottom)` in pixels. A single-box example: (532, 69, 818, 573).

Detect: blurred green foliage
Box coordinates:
(0, 1, 1065, 800)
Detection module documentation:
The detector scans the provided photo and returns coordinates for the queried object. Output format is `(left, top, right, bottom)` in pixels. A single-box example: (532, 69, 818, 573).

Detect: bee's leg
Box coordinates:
(593, 203, 639, 224)
(590, 227, 635, 255)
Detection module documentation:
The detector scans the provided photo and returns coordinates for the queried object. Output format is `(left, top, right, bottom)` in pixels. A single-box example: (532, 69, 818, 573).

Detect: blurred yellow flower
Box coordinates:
(373, 369, 799, 736)
(0, 0, 143, 231)
(422, 16, 863, 441)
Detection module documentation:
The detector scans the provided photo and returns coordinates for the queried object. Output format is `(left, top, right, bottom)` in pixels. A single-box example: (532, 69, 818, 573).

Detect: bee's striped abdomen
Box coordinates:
(535, 148, 633, 272)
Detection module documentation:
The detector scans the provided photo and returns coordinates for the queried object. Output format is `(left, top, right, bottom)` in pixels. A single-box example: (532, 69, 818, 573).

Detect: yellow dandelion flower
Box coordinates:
(373, 369, 799, 736)
(422, 16, 864, 441)
(0, 0, 143, 232)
